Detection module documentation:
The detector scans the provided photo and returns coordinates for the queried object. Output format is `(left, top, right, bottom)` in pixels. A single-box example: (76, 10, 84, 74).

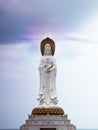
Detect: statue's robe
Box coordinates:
(38, 55, 58, 107)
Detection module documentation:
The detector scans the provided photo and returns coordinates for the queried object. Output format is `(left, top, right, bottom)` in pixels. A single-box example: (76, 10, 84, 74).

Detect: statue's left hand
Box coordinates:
(47, 67, 53, 72)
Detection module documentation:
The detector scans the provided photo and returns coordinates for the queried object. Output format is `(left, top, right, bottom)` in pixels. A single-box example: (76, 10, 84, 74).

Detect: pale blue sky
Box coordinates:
(0, 0, 98, 129)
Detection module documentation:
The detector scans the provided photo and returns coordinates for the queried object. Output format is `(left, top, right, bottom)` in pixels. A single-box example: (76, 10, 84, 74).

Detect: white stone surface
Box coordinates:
(20, 114, 76, 130)
(37, 44, 58, 107)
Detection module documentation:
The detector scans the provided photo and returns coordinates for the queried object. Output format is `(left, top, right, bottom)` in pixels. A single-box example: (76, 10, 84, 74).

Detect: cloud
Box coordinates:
(0, 0, 98, 43)
(56, 39, 98, 128)
(0, 43, 38, 128)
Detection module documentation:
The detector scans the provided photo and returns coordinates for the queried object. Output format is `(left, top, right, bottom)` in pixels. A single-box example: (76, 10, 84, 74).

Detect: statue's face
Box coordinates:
(44, 44, 51, 55)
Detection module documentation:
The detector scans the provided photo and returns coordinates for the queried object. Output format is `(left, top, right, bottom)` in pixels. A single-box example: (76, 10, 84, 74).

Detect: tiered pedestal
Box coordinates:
(20, 107, 76, 130)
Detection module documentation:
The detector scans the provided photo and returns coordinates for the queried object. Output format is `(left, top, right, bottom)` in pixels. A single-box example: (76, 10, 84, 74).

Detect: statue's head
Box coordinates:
(44, 43, 51, 55)
(40, 37, 55, 56)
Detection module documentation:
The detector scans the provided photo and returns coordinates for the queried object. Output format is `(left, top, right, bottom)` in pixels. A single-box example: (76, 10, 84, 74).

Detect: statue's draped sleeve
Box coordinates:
(39, 57, 45, 95)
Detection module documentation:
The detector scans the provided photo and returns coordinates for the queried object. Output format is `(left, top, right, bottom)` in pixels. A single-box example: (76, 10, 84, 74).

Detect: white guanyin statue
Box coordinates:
(37, 37, 58, 107)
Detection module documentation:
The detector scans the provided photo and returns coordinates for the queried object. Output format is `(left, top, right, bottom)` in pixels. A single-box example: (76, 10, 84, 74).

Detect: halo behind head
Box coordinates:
(40, 37, 55, 56)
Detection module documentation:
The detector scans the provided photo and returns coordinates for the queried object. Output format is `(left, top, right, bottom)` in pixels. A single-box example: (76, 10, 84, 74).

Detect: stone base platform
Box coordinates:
(20, 107, 76, 130)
